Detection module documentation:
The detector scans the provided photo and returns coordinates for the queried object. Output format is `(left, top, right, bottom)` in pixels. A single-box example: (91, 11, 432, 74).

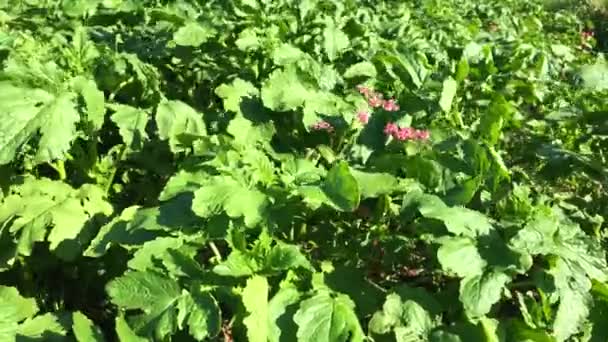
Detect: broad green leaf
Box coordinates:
(261, 66, 312, 112)
(115, 316, 147, 342)
(127, 236, 198, 272)
(215, 79, 259, 114)
(235, 28, 260, 51)
(156, 100, 206, 153)
(0, 82, 79, 165)
(439, 77, 457, 113)
(294, 291, 364, 342)
(323, 18, 349, 61)
(0, 286, 38, 341)
(109, 104, 149, 150)
(214, 242, 311, 277)
(108, 271, 217, 340)
(213, 250, 257, 277)
(85, 196, 200, 257)
(159, 170, 207, 201)
(579, 62, 608, 91)
(72, 312, 105, 342)
(242, 276, 269, 342)
(173, 22, 215, 47)
(369, 293, 435, 340)
(343, 62, 377, 78)
(437, 237, 486, 277)
(265, 242, 312, 272)
(506, 320, 555, 342)
(268, 285, 301, 342)
(227, 116, 276, 146)
(550, 258, 592, 342)
(455, 58, 469, 82)
(192, 177, 268, 227)
(322, 161, 360, 212)
(272, 44, 305, 66)
(350, 170, 398, 198)
(478, 95, 513, 146)
(176, 288, 221, 340)
(459, 270, 511, 318)
(17, 313, 68, 340)
(72, 76, 105, 130)
(403, 191, 492, 237)
(0, 178, 112, 261)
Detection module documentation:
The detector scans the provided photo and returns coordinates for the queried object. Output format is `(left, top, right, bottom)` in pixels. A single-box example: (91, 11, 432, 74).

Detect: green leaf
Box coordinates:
(0, 178, 113, 261)
(439, 77, 457, 113)
(322, 162, 360, 212)
(437, 237, 486, 277)
(350, 170, 398, 198)
(109, 104, 149, 151)
(72, 312, 105, 342)
(242, 276, 269, 342)
(107, 270, 181, 310)
(343, 62, 377, 78)
(268, 285, 301, 342)
(127, 236, 198, 272)
(17, 313, 68, 340)
(173, 22, 215, 47)
(459, 270, 511, 318)
(115, 316, 147, 342)
(506, 320, 556, 342)
(261, 66, 312, 112)
(323, 18, 349, 61)
(294, 291, 364, 342)
(455, 58, 469, 82)
(369, 293, 435, 340)
(0, 286, 39, 341)
(156, 100, 206, 153)
(177, 288, 221, 340)
(272, 44, 305, 66)
(403, 190, 492, 237)
(192, 177, 268, 227)
(478, 95, 513, 146)
(107, 271, 219, 340)
(550, 258, 592, 341)
(72, 76, 105, 130)
(215, 79, 259, 114)
(213, 250, 257, 277)
(0, 82, 79, 165)
(579, 62, 608, 91)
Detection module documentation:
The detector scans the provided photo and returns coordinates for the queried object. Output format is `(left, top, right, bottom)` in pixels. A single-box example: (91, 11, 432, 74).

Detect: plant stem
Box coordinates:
(209, 241, 222, 262)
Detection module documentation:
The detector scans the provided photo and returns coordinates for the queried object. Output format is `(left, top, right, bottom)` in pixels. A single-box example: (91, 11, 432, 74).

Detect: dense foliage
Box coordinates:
(1, 0, 608, 341)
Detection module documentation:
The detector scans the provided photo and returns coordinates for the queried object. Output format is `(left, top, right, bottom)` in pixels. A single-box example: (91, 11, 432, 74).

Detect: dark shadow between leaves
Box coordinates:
(323, 265, 384, 318)
(275, 301, 300, 342)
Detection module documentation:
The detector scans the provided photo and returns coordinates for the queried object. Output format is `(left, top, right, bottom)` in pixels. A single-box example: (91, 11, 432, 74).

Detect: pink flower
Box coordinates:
(394, 127, 416, 141)
(384, 122, 430, 142)
(415, 129, 430, 140)
(311, 121, 334, 132)
(368, 93, 384, 108)
(383, 98, 400, 112)
(581, 31, 594, 40)
(383, 122, 399, 135)
(357, 85, 372, 96)
(357, 111, 370, 124)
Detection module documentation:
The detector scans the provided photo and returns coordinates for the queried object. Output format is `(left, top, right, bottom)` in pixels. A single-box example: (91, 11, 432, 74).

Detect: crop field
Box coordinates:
(1, 0, 608, 341)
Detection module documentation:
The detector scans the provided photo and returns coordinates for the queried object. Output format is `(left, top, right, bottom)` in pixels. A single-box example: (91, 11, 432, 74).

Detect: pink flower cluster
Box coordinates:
(357, 85, 400, 112)
(581, 30, 594, 40)
(356, 110, 370, 124)
(383, 122, 430, 141)
(310, 120, 334, 132)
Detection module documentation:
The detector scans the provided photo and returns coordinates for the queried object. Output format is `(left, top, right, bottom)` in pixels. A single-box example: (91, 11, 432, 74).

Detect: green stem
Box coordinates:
(49, 160, 67, 180)
(209, 241, 222, 262)
(104, 145, 127, 195)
